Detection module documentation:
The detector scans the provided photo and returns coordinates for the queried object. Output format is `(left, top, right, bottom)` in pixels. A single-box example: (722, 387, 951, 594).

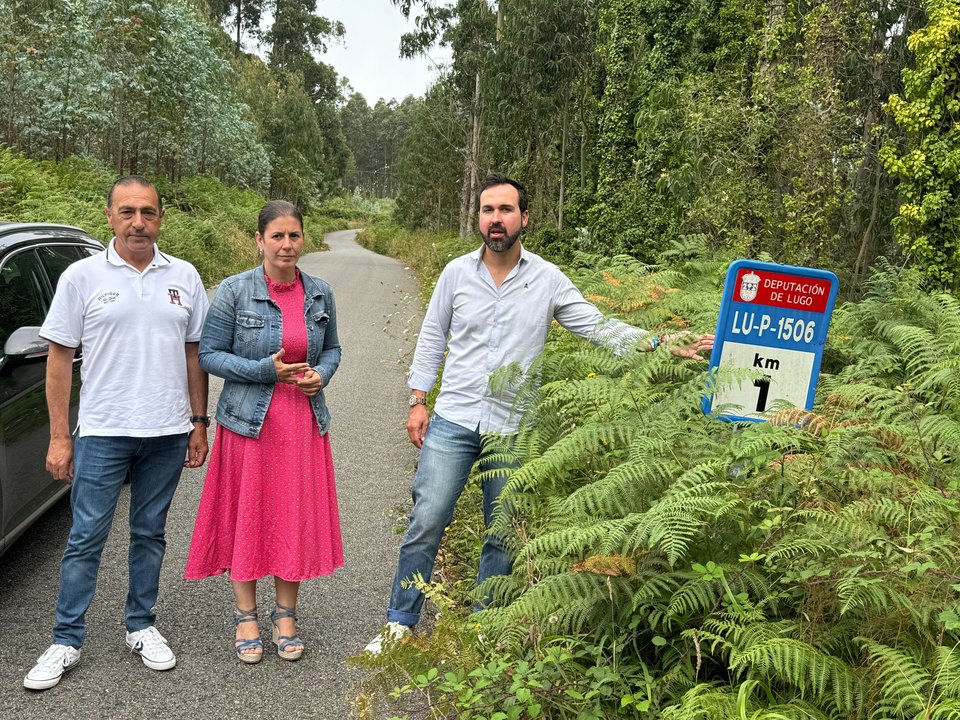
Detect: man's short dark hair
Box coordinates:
(477, 173, 528, 214)
(107, 175, 163, 212)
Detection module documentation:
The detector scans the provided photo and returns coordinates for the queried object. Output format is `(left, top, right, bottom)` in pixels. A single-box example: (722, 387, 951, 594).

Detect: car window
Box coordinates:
(0, 249, 46, 353)
(36, 244, 91, 298)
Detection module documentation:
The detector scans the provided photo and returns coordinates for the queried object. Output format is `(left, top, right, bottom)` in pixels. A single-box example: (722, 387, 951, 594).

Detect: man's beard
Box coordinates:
(481, 225, 522, 253)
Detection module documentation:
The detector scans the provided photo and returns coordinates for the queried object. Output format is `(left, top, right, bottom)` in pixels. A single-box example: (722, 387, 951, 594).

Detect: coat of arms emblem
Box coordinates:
(739, 271, 760, 302)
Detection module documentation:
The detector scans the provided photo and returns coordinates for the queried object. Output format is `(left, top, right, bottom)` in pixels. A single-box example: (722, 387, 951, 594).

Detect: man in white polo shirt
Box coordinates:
(23, 176, 210, 691)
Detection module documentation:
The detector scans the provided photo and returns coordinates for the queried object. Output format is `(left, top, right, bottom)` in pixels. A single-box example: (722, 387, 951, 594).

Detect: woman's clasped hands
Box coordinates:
(272, 348, 323, 397)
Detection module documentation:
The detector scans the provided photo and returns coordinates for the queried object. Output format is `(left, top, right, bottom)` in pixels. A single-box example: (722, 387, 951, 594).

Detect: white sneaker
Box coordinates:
(364, 622, 412, 655)
(125, 626, 176, 671)
(23, 644, 81, 690)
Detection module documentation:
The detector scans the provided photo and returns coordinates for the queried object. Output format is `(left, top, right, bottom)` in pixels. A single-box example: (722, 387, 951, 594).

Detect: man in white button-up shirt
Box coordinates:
(366, 174, 713, 653)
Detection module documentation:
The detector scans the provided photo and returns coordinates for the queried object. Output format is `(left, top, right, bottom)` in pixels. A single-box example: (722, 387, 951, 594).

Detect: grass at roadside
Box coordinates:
(0, 148, 358, 286)
(355, 223, 475, 297)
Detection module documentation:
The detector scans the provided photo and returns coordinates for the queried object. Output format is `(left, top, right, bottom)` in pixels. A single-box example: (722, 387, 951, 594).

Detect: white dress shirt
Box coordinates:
(408, 245, 651, 433)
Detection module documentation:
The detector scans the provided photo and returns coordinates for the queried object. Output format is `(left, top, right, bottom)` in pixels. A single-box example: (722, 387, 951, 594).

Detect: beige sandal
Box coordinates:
(234, 607, 263, 664)
(270, 604, 303, 661)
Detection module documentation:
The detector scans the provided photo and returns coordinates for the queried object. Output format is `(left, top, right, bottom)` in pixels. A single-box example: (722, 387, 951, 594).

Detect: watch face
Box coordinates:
(408, 395, 423, 407)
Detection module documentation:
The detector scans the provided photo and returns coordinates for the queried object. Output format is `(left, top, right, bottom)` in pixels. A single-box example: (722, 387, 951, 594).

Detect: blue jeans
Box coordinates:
(53, 433, 189, 648)
(387, 414, 518, 628)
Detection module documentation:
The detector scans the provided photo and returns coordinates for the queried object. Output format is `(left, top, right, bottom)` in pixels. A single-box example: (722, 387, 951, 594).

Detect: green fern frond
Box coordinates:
(730, 638, 860, 714)
(836, 576, 921, 623)
(764, 539, 842, 563)
(929, 702, 960, 720)
(669, 577, 722, 618)
(862, 639, 931, 718)
(559, 458, 672, 517)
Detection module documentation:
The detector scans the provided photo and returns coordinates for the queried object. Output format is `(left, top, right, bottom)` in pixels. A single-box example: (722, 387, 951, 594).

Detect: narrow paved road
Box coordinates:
(0, 230, 422, 718)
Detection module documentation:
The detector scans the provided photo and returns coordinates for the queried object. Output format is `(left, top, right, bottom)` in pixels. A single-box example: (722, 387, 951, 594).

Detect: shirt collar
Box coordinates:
(471, 242, 529, 268)
(105, 237, 170, 269)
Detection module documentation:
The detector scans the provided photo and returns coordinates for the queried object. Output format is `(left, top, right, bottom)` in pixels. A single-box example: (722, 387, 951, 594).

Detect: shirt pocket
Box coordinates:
(235, 311, 265, 349)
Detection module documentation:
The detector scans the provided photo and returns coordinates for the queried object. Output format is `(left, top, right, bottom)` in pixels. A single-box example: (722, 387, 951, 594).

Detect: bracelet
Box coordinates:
(190, 415, 210, 427)
(649, 335, 660, 351)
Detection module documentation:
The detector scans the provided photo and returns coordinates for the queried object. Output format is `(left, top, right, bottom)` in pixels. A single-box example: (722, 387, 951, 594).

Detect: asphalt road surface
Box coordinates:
(0, 230, 423, 719)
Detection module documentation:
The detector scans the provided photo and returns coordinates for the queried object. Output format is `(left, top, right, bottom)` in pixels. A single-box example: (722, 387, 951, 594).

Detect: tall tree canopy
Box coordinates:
(385, 0, 935, 291)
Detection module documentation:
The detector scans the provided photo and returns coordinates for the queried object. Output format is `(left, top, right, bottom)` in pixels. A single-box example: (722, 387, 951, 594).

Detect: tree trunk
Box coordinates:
(6, 67, 16, 145)
(57, 61, 75, 162)
(558, 94, 569, 231)
(200, 123, 208, 175)
(235, 0, 243, 54)
(116, 111, 124, 174)
(852, 167, 882, 292)
(758, 0, 786, 93)
(580, 82, 590, 192)
(459, 69, 482, 237)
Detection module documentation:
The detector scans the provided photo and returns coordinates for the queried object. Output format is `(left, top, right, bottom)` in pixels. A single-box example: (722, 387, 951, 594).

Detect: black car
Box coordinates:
(0, 222, 104, 557)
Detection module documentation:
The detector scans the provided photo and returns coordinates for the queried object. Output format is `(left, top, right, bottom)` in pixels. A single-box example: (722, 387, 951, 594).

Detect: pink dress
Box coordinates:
(185, 273, 344, 582)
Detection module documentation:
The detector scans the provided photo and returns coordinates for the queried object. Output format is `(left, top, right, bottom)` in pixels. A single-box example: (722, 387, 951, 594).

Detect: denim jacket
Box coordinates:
(199, 267, 341, 439)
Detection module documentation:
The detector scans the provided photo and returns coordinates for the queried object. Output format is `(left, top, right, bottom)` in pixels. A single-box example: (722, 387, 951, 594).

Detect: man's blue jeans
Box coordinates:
(387, 414, 518, 628)
(53, 433, 189, 648)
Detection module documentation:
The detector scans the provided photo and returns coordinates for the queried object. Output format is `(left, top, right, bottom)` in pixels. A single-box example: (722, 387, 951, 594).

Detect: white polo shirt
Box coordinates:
(40, 238, 209, 437)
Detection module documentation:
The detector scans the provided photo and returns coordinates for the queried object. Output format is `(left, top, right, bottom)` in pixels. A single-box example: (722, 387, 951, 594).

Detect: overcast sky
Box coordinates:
(319, 0, 452, 104)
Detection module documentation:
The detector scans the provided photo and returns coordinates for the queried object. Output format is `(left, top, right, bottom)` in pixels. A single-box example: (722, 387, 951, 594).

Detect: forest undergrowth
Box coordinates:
(354, 224, 960, 720)
(0, 149, 345, 285)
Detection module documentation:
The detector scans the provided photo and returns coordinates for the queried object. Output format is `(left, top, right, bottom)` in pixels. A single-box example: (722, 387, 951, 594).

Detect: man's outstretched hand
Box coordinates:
(660, 332, 715, 361)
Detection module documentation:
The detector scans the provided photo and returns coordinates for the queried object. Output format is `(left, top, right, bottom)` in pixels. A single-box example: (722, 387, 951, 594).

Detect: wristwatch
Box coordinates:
(408, 394, 426, 407)
(190, 415, 211, 427)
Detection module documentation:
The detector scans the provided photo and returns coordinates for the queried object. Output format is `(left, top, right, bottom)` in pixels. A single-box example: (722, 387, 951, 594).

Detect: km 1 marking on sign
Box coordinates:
(703, 260, 838, 422)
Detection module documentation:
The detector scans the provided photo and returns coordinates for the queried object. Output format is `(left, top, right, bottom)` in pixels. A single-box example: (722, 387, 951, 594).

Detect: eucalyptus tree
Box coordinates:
(4, 0, 112, 160)
(267, 0, 344, 80)
(341, 93, 421, 197)
(266, 0, 348, 197)
(340, 92, 372, 192)
(394, 78, 466, 230)
(486, 0, 598, 231)
(206, 0, 273, 54)
(391, 0, 496, 236)
(263, 78, 329, 208)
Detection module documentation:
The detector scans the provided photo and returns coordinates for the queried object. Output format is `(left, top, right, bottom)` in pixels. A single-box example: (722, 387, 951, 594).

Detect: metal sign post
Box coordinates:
(703, 259, 839, 422)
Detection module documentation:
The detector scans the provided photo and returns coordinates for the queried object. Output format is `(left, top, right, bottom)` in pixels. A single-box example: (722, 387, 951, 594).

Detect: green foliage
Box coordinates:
(0, 0, 351, 206)
(358, 238, 960, 719)
(0, 0, 270, 184)
(390, 79, 465, 232)
(880, 0, 960, 288)
(341, 93, 419, 198)
(318, 192, 394, 225)
(387, 0, 929, 290)
(0, 147, 340, 285)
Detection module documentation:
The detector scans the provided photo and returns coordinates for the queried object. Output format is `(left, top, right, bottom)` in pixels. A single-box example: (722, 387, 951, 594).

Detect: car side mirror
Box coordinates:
(1, 326, 49, 370)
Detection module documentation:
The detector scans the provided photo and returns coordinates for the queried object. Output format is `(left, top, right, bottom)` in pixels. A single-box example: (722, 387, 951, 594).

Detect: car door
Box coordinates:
(0, 242, 93, 554)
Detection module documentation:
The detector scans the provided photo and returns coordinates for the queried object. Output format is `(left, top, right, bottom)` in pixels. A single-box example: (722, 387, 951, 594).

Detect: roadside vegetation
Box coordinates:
(355, 223, 960, 720)
(0, 148, 343, 285)
(5, 0, 960, 716)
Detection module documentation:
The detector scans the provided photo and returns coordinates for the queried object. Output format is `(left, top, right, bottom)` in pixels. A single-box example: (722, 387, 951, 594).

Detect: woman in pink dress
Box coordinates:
(185, 200, 343, 663)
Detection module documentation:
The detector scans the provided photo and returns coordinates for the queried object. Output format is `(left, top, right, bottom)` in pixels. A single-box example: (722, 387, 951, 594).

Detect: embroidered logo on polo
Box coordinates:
(97, 291, 119, 304)
(168, 288, 183, 306)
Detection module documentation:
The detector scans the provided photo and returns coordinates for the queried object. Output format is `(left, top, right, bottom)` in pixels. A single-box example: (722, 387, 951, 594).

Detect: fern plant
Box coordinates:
(359, 249, 960, 720)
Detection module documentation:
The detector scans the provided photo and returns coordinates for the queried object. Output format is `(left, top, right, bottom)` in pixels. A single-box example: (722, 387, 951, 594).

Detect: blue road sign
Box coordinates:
(704, 259, 839, 421)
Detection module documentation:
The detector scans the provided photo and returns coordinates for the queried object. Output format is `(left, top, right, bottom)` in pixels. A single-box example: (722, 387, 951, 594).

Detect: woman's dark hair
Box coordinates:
(476, 173, 528, 213)
(257, 200, 303, 236)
